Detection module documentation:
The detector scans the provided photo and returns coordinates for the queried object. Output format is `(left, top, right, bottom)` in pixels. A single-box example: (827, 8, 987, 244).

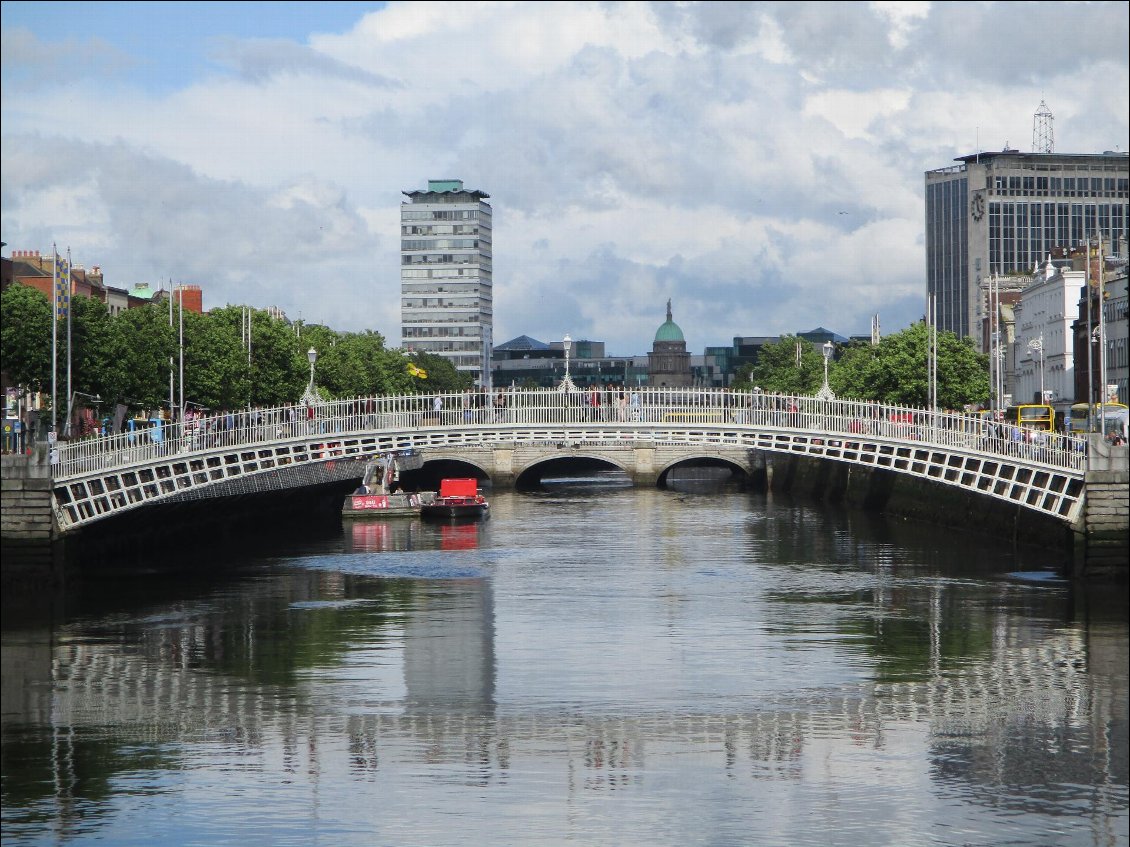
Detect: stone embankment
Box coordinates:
(1079, 437, 1130, 579)
(764, 440, 1128, 580)
(1, 443, 54, 543)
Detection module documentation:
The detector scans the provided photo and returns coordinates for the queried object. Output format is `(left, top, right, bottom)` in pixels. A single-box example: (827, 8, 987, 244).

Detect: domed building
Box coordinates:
(648, 299, 691, 387)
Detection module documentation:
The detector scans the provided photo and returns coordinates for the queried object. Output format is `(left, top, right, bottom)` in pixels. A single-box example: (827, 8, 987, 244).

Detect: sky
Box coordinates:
(2, 1, 1128, 356)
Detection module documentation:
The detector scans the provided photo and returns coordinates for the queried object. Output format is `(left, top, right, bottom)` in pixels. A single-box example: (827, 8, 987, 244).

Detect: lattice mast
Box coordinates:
(1032, 100, 1054, 154)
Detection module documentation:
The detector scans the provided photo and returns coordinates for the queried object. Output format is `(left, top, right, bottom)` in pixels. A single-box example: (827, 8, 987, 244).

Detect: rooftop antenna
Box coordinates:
(1032, 99, 1054, 153)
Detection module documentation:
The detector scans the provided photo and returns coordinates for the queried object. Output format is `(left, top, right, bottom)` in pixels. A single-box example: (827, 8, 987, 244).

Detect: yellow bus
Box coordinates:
(1068, 402, 1129, 435)
(1002, 404, 1056, 432)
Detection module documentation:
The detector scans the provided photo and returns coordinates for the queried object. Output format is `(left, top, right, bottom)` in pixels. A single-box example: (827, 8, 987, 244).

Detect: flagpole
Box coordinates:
(1085, 240, 1094, 430)
(178, 286, 184, 420)
(51, 245, 58, 433)
(64, 247, 73, 437)
(1098, 232, 1107, 435)
(169, 279, 175, 421)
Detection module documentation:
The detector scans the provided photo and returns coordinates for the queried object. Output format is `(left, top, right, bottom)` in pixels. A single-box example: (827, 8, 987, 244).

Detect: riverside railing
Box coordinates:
(50, 388, 1088, 479)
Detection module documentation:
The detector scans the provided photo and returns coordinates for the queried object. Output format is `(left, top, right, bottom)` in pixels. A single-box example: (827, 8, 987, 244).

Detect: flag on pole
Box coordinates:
(54, 253, 71, 320)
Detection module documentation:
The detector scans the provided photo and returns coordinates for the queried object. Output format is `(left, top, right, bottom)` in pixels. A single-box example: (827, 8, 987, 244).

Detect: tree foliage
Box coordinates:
(1, 282, 473, 419)
(113, 304, 177, 410)
(0, 283, 53, 392)
(830, 322, 989, 408)
(747, 335, 827, 395)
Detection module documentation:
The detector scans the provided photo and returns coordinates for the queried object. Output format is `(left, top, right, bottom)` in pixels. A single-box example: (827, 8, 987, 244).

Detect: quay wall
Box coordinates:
(1078, 438, 1130, 580)
(763, 452, 1080, 571)
(1, 444, 55, 543)
(1, 445, 64, 601)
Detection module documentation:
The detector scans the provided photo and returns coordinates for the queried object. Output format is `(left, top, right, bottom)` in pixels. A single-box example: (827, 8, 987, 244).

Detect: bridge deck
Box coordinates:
(49, 389, 1088, 532)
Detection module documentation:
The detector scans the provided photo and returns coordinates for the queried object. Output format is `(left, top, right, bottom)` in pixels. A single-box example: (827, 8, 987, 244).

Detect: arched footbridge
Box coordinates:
(48, 389, 1089, 534)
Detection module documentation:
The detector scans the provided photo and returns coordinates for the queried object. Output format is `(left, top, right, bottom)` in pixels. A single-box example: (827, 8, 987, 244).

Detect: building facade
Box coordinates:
(1073, 254, 1129, 407)
(925, 149, 1129, 347)
(400, 179, 493, 387)
(1010, 258, 1085, 415)
(648, 300, 691, 388)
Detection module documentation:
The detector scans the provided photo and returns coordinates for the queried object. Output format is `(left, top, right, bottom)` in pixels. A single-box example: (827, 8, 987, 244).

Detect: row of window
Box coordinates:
(400, 295, 488, 304)
(1104, 298, 1128, 324)
(402, 327, 484, 339)
(402, 284, 489, 296)
(402, 288, 489, 300)
(401, 209, 484, 221)
(402, 225, 481, 237)
(402, 298, 485, 309)
(402, 312, 489, 324)
(991, 175, 1128, 198)
(402, 254, 491, 267)
(401, 268, 486, 279)
(402, 340, 484, 355)
(402, 239, 483, 251)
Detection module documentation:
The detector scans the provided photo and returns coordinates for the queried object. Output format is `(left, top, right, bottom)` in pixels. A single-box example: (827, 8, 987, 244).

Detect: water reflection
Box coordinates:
(2, 486, 1126, 847)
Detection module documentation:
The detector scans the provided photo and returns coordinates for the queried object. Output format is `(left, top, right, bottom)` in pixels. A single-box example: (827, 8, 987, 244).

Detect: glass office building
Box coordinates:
(401, 179, 493, 387)
(926, 150, 1128, 347)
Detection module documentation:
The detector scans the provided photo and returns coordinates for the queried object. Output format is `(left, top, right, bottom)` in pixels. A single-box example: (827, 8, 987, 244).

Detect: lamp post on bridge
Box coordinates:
(816, 341, 835, 401)
(301, 347, 319, 405)
(559, 334, 577, 393)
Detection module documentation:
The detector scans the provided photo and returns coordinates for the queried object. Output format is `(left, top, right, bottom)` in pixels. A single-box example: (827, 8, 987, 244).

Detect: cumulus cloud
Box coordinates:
(2, 1, 1127, 355)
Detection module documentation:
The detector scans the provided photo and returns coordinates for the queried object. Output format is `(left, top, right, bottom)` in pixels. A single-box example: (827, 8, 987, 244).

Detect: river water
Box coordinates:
(2, 474, 1127, 847)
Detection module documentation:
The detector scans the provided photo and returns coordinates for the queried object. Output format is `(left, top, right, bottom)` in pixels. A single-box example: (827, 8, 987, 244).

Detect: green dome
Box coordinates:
(654, 299, 685, 342)
(654, 320, 685, 343)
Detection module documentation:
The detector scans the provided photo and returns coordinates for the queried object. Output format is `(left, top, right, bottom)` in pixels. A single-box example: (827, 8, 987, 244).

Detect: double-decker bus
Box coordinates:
(1002, 404, 1056, 432)
(1068, 402, 1129, 435)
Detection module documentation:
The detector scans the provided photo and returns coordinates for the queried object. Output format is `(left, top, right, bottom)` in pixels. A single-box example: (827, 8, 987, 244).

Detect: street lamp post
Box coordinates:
(816, 341, 835, 401)
(301, 347, 318, 405)
(559, 334, 576, 392)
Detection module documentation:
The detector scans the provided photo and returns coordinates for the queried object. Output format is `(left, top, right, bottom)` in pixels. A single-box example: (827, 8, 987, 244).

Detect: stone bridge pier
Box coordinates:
(420, 441, 761, 488)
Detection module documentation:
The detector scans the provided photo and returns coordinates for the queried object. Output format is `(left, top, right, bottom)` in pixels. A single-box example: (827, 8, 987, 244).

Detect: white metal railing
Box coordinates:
(51, 388, 1089, 481)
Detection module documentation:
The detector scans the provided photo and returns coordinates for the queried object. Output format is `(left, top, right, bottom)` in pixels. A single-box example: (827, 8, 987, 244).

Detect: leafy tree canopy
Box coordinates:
(0, 283, 53, 392)
(831, 322, 989, 408)
(747, 335, 827, 395)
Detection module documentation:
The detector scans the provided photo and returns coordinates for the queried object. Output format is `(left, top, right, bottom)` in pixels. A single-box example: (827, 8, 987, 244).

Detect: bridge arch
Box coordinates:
(408, 452, 491, 487)
(513, 454, 633, 489)
(656, 455, 753, 488)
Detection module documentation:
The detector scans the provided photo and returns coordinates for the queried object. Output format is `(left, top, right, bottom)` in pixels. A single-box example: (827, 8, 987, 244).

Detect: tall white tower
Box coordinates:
(1032, 100, 1054, 154)
(400, 180, 493, 387)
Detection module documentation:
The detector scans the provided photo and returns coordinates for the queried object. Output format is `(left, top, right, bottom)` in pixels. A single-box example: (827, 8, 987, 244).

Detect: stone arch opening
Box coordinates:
(401, 458, 491, 492)
(514, 456, 631, 491)
(657, 457, 752, 491)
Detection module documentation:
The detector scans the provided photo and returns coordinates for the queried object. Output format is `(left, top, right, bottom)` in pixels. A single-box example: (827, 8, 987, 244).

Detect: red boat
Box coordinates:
(420, 478, 490, 522)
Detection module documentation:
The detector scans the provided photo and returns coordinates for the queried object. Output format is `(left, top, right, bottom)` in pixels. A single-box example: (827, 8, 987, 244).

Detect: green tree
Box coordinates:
(68, 294, 119, 407)
(251, 314, 305, 405)
(831, 322, 989, 408)
(181, 307, 252, 411)
(748, 335, 826, 394)
(0, 283, 52, 393)
(411, 350, 472, 393)
(112, 304, 177, 413)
